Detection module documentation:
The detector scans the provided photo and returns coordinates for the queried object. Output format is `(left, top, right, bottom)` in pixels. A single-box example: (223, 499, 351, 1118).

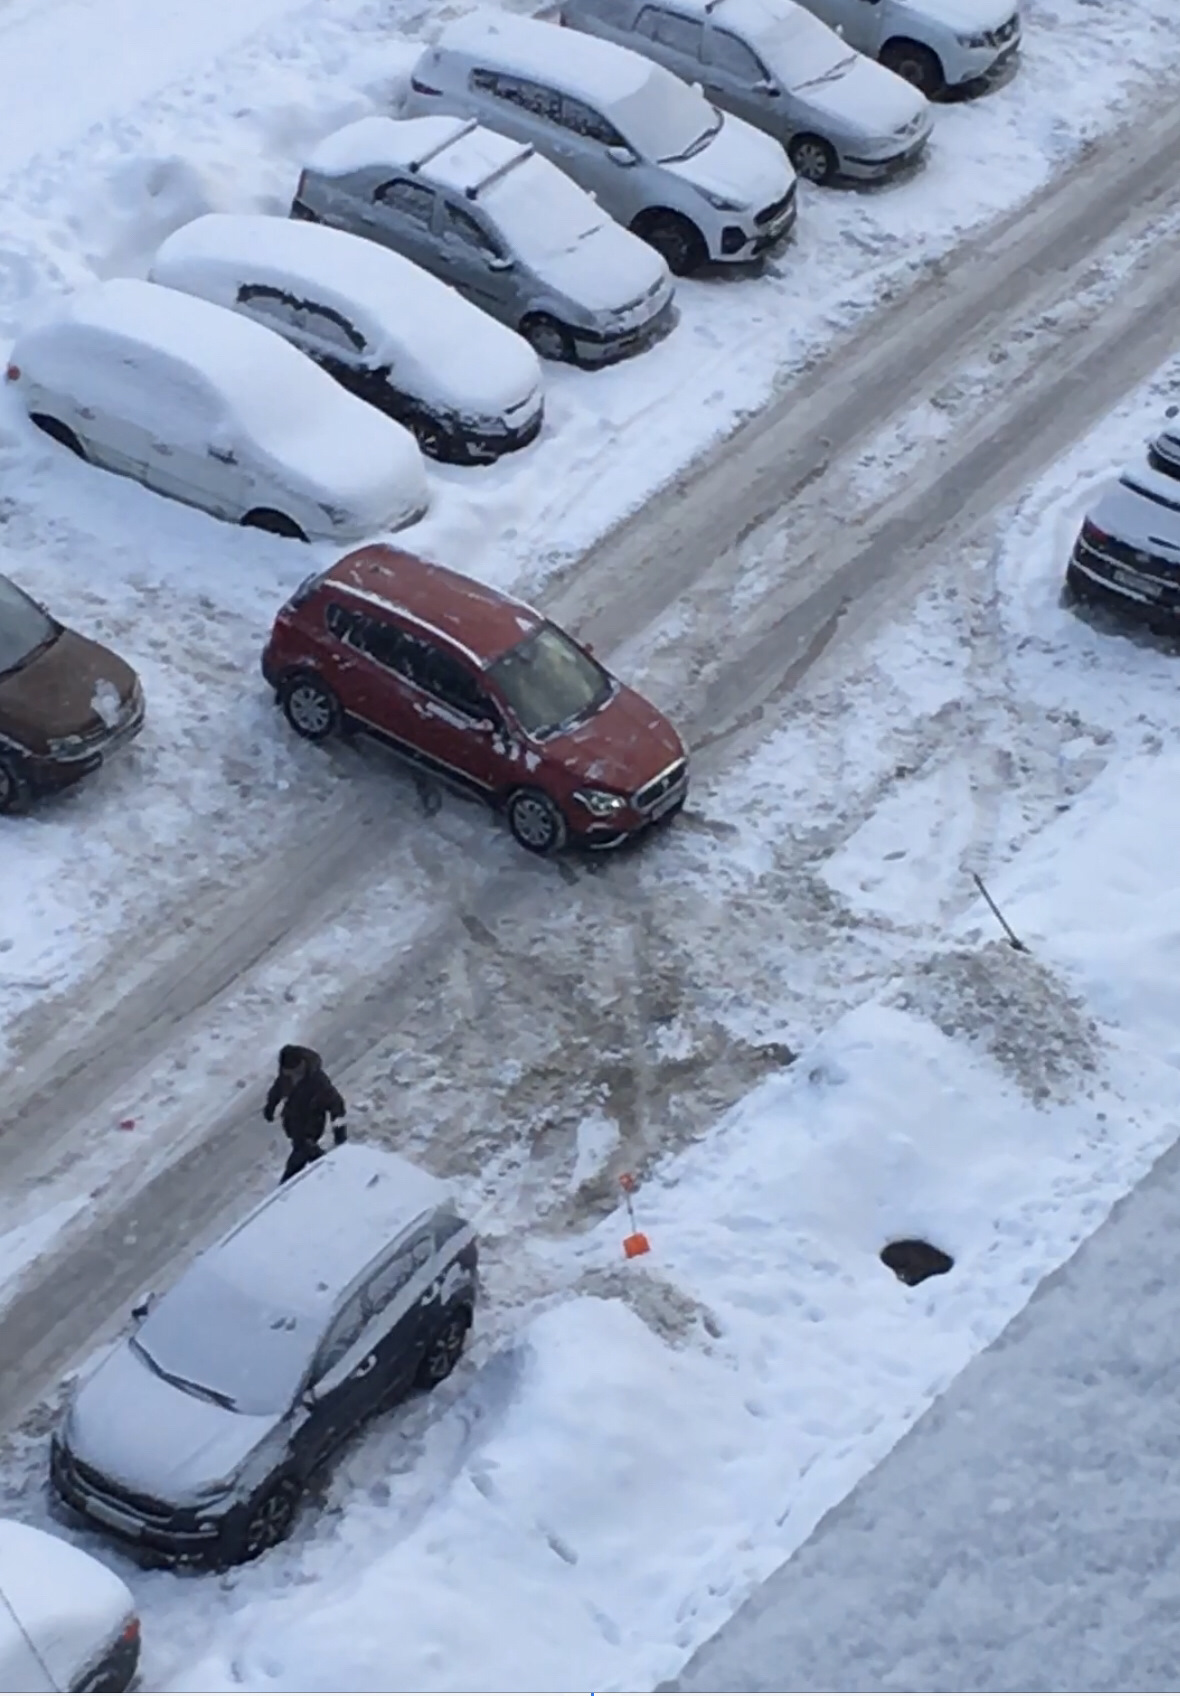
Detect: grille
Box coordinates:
(70, 1455, 176, 1522)
(634, 758, 688, 813)
(754, 184, 795, 228)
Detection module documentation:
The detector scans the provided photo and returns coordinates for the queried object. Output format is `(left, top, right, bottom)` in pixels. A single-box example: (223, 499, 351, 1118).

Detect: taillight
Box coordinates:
(121, 1616, 141, 1644)
(4, 363, 18, 382)
(1081, 518, 1110, 547)
(410, 76, 442, 95)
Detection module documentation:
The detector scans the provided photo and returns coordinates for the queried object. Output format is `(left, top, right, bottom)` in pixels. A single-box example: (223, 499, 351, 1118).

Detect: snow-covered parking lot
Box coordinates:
(2, 0, 1180, 1688)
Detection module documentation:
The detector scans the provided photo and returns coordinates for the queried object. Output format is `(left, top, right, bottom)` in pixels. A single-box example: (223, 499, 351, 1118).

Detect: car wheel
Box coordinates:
(241, 507, 308, 542)
(506, 788, 568, 856)
(519, 313, 575, 363)
(788, 134, 839, 186)
(0, 755, 31, 816)
(416, 1306, 472, 1390)
(233, 1479, 301, 1564)
(880, 39, 945, 96)
(280, 672, 341, 742)
(29, 413, 86, 458)
(631, 211, 707, 277)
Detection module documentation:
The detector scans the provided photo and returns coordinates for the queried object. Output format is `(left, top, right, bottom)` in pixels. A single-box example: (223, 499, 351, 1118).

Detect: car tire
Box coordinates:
(519, 313, 575, 363)
(29, 413, 86, 458)
(0, 754, 31, 816)
(229, 1478, 301, 1565)
(788, 134, 839, 186)
(880, 38, 945, 96)
(241, 507, 308, 542)
(506, 788, 568, 856)
(631, 210, 708, 277)
(416, 1306, 472, 1391)
(280, 672, 341, 742)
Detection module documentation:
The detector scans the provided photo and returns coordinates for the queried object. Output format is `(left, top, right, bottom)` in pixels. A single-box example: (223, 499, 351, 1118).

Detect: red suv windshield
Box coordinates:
(488, 624, 613, 740)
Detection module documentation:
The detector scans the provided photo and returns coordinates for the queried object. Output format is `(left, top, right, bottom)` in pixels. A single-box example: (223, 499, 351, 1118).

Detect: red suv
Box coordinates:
(261, 545, 688, 854)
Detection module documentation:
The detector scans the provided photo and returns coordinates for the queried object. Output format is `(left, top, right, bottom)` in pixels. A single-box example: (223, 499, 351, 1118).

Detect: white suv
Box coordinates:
(405, 8, 797, 275)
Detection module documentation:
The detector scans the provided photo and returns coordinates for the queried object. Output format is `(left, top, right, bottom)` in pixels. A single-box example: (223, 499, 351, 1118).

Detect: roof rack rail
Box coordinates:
(465, 142, 535, 199)
(408, 116, 480, 174)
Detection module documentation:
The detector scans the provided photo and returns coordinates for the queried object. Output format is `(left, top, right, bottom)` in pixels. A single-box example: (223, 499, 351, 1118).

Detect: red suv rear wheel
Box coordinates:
(280, 673, 340, 742)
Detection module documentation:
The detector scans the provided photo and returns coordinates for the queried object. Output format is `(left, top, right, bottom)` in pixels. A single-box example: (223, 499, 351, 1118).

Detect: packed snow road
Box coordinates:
(2, 94, 1180, 1442)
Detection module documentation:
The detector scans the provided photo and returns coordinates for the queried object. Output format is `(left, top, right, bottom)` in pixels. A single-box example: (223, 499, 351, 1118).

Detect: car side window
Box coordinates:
(315, 1292, 367, 1378)
(416, 645, 498, 720)
(359, 617, 416, 678)
(635, 6, 704, 56)
(709, 29, 768, 80)
(296, 302, 365, 354)
(375, 177, 436, 227)
(442, 202, 505, 261)
(235, 283, 304, 333)
(557, 95, 626, 146)
(469, 68, 562, 122)
(325, 600, 368, 648)
(363, 1231, 435, 1315)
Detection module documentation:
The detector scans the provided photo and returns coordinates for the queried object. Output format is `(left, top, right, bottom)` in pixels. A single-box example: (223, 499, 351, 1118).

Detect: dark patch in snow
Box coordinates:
(880, 1238, 954, 1286)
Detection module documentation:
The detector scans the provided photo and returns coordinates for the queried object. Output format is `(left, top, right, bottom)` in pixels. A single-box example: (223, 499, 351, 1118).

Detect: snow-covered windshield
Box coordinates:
(134, 1269, 322, 1417)
(610, 64, 721, 162)
(0, 574, 56, 674)
(720, 0, 848, 88)
(483, 162, 609, 267)
(489, 623, 612, 739)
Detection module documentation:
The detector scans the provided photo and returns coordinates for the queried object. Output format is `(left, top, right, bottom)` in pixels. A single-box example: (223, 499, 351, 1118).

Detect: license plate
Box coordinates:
(1112, 566, 1161, 600)
(83, 1495, 143, 1538)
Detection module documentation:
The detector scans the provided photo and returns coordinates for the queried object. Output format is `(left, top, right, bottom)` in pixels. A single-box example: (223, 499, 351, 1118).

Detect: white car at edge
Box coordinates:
(0, 1518, 139, 1693)
(5, 278, 429, 542)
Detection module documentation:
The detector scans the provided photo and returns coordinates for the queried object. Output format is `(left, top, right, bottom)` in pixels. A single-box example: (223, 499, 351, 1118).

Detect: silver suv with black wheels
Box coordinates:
(51, 1144, 478, 1567)
(293, 114, 676, 366)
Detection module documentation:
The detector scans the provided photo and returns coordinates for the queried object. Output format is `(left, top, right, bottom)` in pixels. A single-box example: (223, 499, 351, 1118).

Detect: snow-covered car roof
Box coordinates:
(428, 8, 654, 108)
(150, 214, 540, 415)
(1087, 468, 1180, 559)
(201, 1142, 455, 1321)
(0, 1519, 133, 1694)
(15, 278, 425, 522)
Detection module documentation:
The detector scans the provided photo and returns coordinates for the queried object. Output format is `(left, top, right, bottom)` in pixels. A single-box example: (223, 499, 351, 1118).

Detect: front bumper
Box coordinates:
(27, 684, 146, 796)
(840, 131, 931, 181)
(51, 1439, 226, 1564)
(716, 184, 798, 262)
(572, 760, 690, 848)
(949, 28, 1021, 87)
(571, 296, 678, 368)
(459, 402, 544, 465)
(1066, 544, 1180, 625)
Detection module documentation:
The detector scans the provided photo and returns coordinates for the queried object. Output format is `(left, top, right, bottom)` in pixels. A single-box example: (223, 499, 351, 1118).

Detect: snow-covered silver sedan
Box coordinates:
(561, 0, 932, 185)
(6, 278, 428, 541)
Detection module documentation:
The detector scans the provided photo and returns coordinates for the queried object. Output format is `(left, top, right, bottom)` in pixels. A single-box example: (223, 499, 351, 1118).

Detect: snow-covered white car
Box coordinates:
(796, 0, 1020, 95)
(293, 115, 676, 366)
(51, 1144, 478, 1568)
(6, 278, 429, 541)
(150, 213, 544, 464)
(0, 1518, 139, 1692)
(1066, 462, 1180, 623)
(560, 0, 931, 185)
(404, 8, 797, 275)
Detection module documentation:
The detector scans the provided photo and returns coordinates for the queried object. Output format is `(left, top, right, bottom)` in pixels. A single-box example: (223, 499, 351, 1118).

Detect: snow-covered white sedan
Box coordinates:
(5, 278, 429, 541)
(150, 213, 545, 465)
(0, 1518, 139, 1692)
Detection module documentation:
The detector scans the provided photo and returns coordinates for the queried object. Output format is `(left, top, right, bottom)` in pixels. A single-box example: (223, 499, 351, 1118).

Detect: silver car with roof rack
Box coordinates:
(402, 7, 797, 277)
(51, 1143, 478, 1568)
(293, 113, 676, 365)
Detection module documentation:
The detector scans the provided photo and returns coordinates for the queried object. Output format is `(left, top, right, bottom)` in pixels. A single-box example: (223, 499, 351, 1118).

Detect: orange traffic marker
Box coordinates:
(619, 1172, 651, 1258)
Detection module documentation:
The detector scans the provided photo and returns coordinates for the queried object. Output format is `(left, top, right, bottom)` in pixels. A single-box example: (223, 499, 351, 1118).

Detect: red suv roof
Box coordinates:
(330, 545, 543, 669)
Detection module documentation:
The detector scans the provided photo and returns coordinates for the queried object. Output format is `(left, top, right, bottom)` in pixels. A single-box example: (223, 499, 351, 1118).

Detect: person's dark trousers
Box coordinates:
(280, 1140, 325, 1185)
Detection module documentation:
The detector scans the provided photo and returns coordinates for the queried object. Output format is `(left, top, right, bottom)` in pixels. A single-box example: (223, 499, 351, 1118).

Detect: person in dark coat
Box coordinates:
(264, 1044, 347, 1184)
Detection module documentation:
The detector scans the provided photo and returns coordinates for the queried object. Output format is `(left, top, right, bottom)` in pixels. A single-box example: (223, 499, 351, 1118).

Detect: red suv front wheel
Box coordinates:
(506, 789, 568, 856)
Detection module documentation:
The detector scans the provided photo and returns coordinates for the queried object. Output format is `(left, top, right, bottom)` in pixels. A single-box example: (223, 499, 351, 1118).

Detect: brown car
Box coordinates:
(0, 572, 144, 814)
(261, 545, 688, 854)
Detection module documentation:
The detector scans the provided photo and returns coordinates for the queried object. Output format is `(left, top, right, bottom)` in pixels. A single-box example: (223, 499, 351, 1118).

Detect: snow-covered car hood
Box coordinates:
(663, 111, 793, 212)
(542, 681, 685, 795)
(258, 399, 429, 537)
(792, 53, 930, 141)
(894, 0, 1016, 35)
(1088, 469, 1180, 563)
(0, 1520, 133, 1693)
(533, 220, 672, 319)
(64, 1339, 277, 1504)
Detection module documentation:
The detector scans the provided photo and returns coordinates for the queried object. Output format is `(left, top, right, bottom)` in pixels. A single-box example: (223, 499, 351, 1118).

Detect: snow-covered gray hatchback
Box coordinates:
(51, 1145, 478, 1567)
